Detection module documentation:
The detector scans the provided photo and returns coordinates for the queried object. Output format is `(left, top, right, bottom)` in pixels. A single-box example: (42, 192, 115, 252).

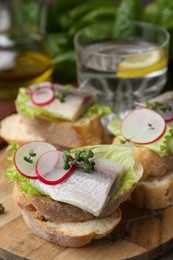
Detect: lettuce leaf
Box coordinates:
(16, 88, 113, 122)
(108, 119, 173, 156)
(5, 143, 142, 201)
(70, 144, 143, 202)
(83, 102, 114, 117)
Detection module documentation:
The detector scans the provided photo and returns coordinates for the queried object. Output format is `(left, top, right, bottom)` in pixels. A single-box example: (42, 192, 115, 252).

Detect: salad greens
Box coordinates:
(108, 119, 173, 157)
(71, 144, 143, 202)
(5, 143, 143, 201)
(16, 87, 113, 121)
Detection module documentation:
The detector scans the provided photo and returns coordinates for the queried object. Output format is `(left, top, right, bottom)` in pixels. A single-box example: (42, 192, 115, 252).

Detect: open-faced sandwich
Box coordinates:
(5, 141, 143, 247)
(108, 91, 173, 210)
(0, 82, 112, 149)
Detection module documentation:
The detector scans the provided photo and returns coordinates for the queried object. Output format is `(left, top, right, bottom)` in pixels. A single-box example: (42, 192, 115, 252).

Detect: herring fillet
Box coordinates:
(30, 158, 125, 216)
(27, 86, 94, 121)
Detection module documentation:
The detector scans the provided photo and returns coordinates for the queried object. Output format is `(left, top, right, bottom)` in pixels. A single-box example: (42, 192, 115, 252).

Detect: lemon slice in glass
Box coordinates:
(117, 50, 167, 78)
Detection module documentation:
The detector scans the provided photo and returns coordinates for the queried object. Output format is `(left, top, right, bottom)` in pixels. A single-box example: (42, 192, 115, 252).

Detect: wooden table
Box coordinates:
(0, 96, 173, 260)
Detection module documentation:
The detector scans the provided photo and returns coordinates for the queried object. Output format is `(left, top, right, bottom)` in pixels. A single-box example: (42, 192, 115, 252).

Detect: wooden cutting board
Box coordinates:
(0, 147, 173, 260)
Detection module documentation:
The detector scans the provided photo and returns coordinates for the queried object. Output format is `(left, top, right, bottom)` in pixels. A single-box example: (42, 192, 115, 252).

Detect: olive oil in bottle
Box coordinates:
(0, 0, 54, 99)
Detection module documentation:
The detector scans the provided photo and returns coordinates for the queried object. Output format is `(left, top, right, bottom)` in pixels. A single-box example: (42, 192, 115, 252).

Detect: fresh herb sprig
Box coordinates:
(145, 101, 171, 113)
(24, 150, 36, 164)
(0, 203, 5, 215)
(55, 92, 65, 102)
(63, 149, 95, 173)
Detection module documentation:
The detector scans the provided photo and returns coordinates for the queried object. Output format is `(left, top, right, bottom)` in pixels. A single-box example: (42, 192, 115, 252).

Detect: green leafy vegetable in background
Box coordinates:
(22, 0, 173, 84)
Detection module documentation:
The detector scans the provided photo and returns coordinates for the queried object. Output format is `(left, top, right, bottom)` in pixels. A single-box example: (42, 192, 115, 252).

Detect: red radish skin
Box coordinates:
(35, 150, 75, 185)
(14, 141, 56, 179)
(36, 165, 75, 185)
(31, 87, 55, 106)
(26, 82, 54, 96)
(120, 108, 166, 145)
(14, 161, 38, 179)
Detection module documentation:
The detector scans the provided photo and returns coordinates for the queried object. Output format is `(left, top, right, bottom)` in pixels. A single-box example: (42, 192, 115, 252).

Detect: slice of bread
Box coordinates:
(113, 137, 173, 179)
(13, 184, 121, 247)
(0, 113, 111, 149)
(112, 137, 173, 210)
(12, 179, 134, 222)
(129, 171, 173, 210)
(20, 207, 121, 247)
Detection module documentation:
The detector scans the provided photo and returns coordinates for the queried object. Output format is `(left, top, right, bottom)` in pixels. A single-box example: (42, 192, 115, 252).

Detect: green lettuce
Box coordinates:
(70, 144, 143, 202)
(16, 88, 113, 122)
(108, 119, 173, 156)
(83, 102, 114, 117)
(5, 143, 142, 200)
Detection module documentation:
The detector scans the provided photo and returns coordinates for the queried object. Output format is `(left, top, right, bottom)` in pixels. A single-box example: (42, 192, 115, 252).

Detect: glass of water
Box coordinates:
(74, 21, 170, 118)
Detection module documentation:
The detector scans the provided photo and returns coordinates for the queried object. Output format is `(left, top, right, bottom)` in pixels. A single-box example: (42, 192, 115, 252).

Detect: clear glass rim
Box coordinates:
(74, 20, 170, 57)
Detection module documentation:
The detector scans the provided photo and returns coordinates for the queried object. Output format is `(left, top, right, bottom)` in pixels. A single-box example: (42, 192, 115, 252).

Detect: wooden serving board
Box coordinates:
(0, 148, 173, 260)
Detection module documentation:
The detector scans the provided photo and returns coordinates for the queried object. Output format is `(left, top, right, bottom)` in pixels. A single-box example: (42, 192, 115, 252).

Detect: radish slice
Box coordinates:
(121, 108, 166, 144)
(31, 87, 55, 106)
(14, 142, 56, 179)
(26, 82, 54, 95)
(36, 150, 75, 185)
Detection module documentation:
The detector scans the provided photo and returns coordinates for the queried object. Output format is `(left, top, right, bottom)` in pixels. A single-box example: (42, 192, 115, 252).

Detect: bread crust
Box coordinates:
(0, 114, 111, 148)
(113, 137, 173, 179)
(21, 207, 121, 247)
(13, 184, 122, 247)
(129, 171, 173, 209)
(112, 138, 173, 210)
(13, 182, 135, 222)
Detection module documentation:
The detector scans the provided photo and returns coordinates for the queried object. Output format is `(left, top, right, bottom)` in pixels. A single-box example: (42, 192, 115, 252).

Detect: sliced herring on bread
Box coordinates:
(12, 174, 136, 222)
(0, 113, 111, 148)
(21, 207, 121, 247)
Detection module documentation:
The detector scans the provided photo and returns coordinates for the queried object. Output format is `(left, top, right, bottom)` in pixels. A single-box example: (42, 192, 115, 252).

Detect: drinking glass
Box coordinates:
(74, 21, 170, 118)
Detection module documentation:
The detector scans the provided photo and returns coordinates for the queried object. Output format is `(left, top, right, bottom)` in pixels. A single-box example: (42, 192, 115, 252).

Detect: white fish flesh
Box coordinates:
(30, 157, 125, 216)
(28, 85, 95, 121)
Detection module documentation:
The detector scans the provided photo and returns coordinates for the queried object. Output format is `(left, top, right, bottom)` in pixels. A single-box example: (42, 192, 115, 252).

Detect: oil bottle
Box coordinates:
(0, 0, 54, 99)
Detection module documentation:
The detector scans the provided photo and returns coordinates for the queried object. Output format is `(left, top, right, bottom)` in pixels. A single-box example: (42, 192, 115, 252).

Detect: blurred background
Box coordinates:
(15, 0, 172, 89)
(0, 0, 172, 101)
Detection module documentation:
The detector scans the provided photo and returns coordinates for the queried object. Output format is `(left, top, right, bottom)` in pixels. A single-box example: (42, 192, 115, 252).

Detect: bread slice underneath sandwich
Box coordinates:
(113, 137, 173, 209)
(0, 113, 111, 149)
(13, 183, 121, 247)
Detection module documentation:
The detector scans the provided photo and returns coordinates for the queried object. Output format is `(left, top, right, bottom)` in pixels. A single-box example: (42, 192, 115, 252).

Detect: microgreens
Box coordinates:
(63, 149, 95, 173)
(55, 92, 65, 103)
(145, 101, 171, 113)
(120, 139, 126, 144)
(0, 203, 5, 215)
(24, 150, 36, 164)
